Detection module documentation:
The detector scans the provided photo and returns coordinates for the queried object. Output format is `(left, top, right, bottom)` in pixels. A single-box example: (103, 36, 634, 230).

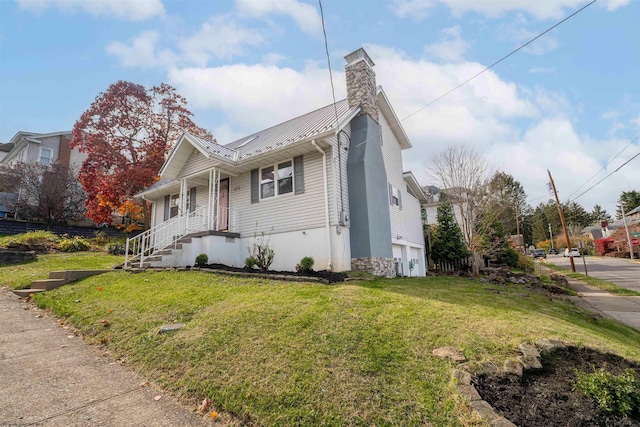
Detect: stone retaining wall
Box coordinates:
(0, 250, 36, 265)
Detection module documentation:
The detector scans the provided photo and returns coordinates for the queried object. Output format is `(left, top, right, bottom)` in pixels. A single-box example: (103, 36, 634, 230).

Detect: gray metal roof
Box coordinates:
(627, 205, 640, 215)
(184, 99, 354, 163)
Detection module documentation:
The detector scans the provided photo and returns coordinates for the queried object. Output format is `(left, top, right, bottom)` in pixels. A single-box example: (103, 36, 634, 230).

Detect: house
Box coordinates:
(421, 186, 468, 227)
(626, 205, 640, 222)
(127, 48, 428, 277)
(0, 131, 86, 168)
(0, 130, 90, 222)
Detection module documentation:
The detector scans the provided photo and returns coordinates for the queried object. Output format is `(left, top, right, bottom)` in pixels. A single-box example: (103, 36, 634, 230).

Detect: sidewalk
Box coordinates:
(0, 286, 218, 427)
(541, 268, 640, 332)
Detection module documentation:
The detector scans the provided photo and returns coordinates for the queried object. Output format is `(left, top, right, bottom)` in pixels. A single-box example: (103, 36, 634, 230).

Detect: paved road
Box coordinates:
(547, 254, 640, 293)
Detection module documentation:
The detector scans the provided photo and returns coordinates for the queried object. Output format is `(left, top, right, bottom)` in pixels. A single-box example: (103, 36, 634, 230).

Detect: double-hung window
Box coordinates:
(39, 148, 53, 166)
(261, 160, 293, 199)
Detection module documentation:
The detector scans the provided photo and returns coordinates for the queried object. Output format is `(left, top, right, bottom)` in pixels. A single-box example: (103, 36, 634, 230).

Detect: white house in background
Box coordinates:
(421, 186, 468, 227)
(127, 48, 428, 277)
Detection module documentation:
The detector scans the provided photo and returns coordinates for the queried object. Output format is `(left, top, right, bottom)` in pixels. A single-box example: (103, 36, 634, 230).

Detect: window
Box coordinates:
(169, 194, 180, 218)
(388, 183, 402, 209)
(260, 160, 294, 199)
(39, 148, 53, 166)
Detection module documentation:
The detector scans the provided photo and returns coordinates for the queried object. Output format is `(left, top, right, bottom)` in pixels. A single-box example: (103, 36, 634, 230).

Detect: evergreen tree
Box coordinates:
(431, 203, 469, 263)
(589, 204, 612, 223)
(616, 190, 640, 219)
(478, 209, 518, 266)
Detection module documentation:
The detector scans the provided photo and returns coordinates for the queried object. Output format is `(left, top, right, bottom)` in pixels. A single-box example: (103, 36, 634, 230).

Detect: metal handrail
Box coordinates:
(124, 205, 237, 269)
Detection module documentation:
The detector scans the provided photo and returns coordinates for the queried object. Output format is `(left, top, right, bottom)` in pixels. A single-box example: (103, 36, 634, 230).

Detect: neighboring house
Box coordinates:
(0, 130, 89, 222)
(421, 187, 467, 227)
(0, 131, 86, 168)
(128, 48, 428, 277)
(581, 220, 621, 241)
(626, 205, 640, 222)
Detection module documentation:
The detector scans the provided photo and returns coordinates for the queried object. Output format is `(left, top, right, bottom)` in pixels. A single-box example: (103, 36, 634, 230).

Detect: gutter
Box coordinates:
(311, 139, 332, 271)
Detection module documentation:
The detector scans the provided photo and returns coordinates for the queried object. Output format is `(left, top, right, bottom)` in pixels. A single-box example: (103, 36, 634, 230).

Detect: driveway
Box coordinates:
(547, 254, 640, 293)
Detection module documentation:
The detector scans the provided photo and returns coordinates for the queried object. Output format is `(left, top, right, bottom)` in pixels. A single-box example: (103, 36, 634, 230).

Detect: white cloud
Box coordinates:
(17, 0, 164, 21)
(424, 25, 470, 63)
(235, 0, 321, 36)
(179, 16, 264, 66)
(106, 31, 176, 68)
(391, 0, 631, 20)
(168, 62, 341, 136)
(391, 0, 436, 20)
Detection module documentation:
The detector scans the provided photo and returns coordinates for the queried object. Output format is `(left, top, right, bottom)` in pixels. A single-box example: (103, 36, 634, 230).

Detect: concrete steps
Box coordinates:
(11, 269, 111, 298)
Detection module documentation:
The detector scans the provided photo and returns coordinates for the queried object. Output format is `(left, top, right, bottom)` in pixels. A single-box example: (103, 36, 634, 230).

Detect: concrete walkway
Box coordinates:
(0, 287, 218, 427)
(564, 278, 640, 331)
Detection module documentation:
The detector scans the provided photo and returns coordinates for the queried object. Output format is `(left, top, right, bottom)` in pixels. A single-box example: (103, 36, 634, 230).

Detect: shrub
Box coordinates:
(0, 231, 59, 253)
(296, 256, 315, 273)
(244, 256, 258, 269)
(58, 236, 91, 252)
(195, 253, 208, 267)
(574, 368, 640, 417)
(247, 231, 275, 272)
(517, 253, 535, 273)
(106, 238, 128, 255)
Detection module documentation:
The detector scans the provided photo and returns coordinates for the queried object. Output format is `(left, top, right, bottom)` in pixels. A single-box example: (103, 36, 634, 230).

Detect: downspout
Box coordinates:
(311, 139, 332, 271)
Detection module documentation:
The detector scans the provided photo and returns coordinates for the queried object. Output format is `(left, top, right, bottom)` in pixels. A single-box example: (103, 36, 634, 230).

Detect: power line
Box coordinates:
(574, 148, 640, 200)
(318, 0, 339, 128)
(565, 134, 639, 200)
(354, 0, 598, 149)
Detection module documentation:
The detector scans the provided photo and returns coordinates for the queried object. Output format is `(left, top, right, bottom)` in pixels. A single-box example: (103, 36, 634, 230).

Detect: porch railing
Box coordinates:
(124, 205, 237, 269)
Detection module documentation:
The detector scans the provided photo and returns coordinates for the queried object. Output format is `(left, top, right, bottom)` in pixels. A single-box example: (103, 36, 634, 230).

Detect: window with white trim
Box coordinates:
(169, 194, 180, 218)
(39, 148, 53, 166)
(260, 160, 293, 199)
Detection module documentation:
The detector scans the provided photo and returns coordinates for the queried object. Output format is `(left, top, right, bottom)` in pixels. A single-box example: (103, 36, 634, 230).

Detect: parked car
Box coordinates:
(564, 248, 581, 257)
(548, 248, 558, 255)
(532, 249, 547, 259)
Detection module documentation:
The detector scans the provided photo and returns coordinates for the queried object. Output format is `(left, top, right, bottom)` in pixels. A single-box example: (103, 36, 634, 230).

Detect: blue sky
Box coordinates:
(1, 0, 638, 215)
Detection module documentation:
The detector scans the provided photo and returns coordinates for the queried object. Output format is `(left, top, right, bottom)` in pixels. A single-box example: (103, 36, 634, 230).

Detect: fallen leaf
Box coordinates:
(210, 411, 218, 420)
(98, 287, 103, 291)
(154, 395, 162, 401)
(198, 397, 211, 413)
(139, 381, 150, 387)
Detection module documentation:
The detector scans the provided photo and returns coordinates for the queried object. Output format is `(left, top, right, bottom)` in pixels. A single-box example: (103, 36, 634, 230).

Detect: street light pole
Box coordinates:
(620, 203, 634, 260)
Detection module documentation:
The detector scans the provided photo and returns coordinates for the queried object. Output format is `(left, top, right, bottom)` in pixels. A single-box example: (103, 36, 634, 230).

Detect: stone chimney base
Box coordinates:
(351, 257, 396, 278)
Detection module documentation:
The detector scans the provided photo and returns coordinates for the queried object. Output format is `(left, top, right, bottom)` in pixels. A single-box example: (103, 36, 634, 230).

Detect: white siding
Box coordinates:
(379, 112, 424, 246)
(176, 149, 218, 180)
(231, 150, 326, 236)
(325, 129, 350, 227)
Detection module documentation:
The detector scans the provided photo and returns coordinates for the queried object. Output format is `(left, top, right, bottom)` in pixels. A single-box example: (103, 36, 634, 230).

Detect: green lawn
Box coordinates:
(28, 270, 640, 426)
(0, 252, 124, 289)
(545, 263, 640, 296)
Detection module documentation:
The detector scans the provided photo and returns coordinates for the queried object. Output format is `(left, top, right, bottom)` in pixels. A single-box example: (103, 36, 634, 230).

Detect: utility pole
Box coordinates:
(548, 223, 554, 248)
(547, 169, 575, 272)
(515, 202, 522, 252)
(620, 202, 635, 260)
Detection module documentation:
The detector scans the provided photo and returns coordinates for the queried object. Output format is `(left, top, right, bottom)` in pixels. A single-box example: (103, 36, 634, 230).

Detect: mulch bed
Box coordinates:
(201, 263, 347, 283)
(474, 347, 640, 427)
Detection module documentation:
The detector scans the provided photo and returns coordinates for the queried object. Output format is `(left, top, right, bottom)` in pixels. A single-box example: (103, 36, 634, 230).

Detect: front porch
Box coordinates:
(125, 167, 238, 269)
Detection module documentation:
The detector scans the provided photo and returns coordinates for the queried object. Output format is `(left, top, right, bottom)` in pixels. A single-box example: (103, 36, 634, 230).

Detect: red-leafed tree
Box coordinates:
(71, 81, 213, 226)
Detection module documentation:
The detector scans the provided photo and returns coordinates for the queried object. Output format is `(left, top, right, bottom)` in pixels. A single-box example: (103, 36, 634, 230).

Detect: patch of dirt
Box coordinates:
(474, 347, 640, 427)
(201, 263, 347, 283)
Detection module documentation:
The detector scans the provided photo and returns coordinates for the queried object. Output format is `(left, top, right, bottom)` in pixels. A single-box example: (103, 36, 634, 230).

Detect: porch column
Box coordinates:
(208, 168, 219, 231)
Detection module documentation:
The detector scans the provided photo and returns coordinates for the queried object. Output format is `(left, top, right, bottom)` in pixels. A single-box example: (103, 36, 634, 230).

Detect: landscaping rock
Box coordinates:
(535, 339, 566, 355)
(518, 343, 541, 359)
(517, 355, 543, 371)
(432, 346, 466, 362)
(451, 369, 472, 385)
(457, 384, 481, 402)
(550, 274, 569, 286)
(502, 360, 523, 377)
(491, 417, 517, 427)
(469, 400, 501, 423)
(458, 361, 500, 376)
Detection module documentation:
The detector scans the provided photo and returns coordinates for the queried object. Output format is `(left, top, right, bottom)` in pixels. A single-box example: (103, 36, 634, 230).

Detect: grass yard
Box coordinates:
(28, 269, 640, 426)
(0, 252, 124, 289)
(545, 263, 640, 296)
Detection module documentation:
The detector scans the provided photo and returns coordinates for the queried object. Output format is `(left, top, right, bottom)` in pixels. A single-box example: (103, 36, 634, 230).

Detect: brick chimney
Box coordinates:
(344, 48, 379, 123)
